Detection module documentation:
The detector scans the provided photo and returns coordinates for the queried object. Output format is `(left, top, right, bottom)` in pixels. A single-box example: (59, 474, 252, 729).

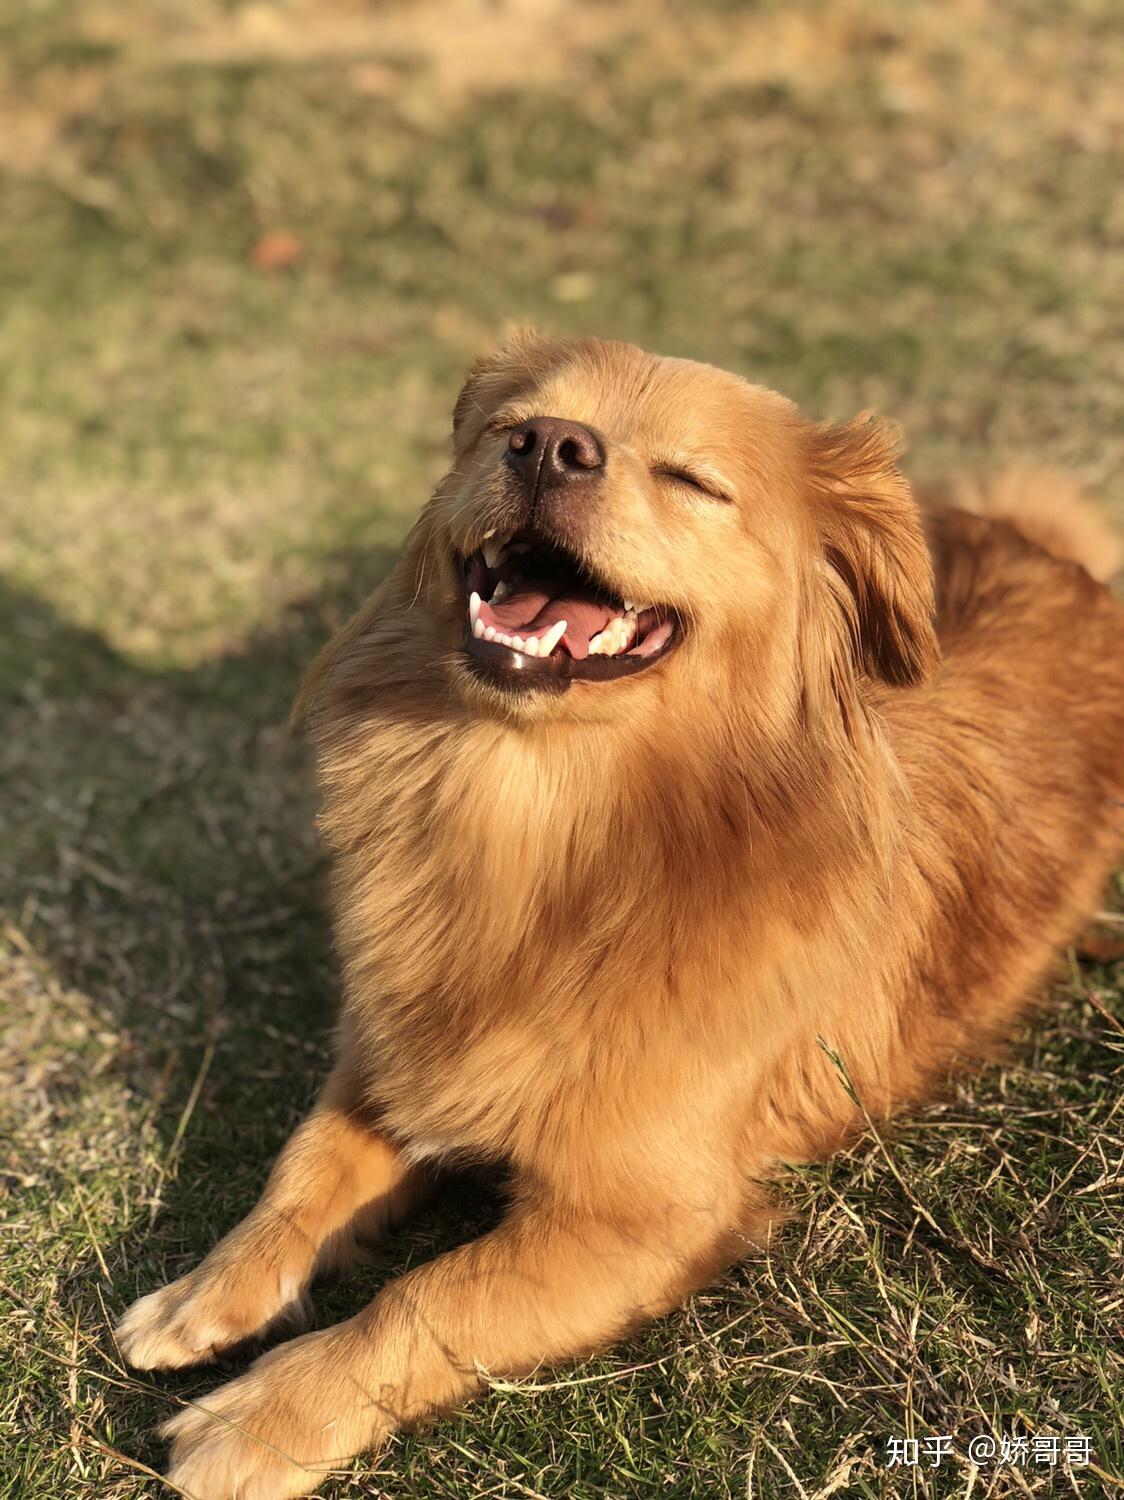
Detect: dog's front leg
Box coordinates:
(116, 1063, 430, 1371)
(160, 1185, 738, 1500)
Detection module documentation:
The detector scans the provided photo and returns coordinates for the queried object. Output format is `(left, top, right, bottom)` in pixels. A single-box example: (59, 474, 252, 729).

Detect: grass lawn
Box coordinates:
(1, 2, 1122, 1495)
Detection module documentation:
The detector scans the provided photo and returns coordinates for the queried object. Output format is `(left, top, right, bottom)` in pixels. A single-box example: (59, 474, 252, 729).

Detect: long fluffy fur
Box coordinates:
(117, 337, 1124, 1500)
(932, 465, 1123, 582)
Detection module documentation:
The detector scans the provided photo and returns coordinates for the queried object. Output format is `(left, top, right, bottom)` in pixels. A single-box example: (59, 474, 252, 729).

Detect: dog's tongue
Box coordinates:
(482, 578, 614, 659)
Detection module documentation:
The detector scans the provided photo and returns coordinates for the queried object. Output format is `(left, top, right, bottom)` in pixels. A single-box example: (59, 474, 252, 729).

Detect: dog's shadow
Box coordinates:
(2, 562, 509, 1482)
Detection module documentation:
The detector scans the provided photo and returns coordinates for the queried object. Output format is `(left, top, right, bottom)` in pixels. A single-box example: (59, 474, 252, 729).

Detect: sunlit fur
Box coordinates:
(118, 335, 1124, 1500)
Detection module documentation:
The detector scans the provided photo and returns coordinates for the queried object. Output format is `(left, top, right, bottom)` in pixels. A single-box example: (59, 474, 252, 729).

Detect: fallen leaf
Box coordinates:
(249, 230, 304, 272)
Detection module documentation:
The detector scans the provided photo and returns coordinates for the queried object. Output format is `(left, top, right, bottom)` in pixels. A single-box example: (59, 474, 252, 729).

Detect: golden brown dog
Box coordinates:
(117, 335, 1124, 1499)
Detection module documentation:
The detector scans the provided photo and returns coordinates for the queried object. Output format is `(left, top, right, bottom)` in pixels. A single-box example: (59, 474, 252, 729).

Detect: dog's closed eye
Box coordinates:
(653, 465, 733, 504)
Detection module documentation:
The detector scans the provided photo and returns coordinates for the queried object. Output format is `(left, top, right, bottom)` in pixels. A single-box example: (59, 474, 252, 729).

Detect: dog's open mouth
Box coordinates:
(460, 530, 680, 682)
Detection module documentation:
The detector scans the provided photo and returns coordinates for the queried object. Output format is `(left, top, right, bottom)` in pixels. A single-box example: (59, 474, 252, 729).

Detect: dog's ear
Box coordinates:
(452, 327, 560, 438)
(807, 415, 938, 688)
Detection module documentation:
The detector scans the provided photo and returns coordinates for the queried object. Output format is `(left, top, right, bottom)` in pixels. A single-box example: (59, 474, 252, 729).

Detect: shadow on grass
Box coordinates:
(0, 560, 510, 1474)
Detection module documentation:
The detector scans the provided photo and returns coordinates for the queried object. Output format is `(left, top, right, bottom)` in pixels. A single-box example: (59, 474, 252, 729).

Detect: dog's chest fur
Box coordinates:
(316, 703, 892, 1173)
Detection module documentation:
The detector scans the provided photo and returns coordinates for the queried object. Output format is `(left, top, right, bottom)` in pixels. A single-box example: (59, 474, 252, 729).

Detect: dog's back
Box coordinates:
(922, 469, 1123, 789)
(880, 473, 1124, 1080)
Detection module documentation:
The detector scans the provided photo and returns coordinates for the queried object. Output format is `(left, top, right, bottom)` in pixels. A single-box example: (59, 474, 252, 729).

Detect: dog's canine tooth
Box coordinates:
(468, 591, 482, 629)
(539, 620, 567, 656)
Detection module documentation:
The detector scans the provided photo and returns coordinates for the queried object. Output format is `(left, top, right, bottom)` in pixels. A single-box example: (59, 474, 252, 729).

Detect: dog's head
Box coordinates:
(309, 335, 936, 740)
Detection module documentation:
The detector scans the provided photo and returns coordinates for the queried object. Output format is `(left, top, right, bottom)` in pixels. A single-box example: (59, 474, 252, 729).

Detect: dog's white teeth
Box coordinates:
(589, 613, 638, 657)
(481, 535, 508, 570)
(523, 636, 540, 656)
(512, 635, 525, 652)
(468, 591, 482, 629)
(484, 625, 497, 642)
(490, 580, 510, 604)
(539, 619, 567, 656)
(623, 599, 635, 613)
(473, 617, 486, 639)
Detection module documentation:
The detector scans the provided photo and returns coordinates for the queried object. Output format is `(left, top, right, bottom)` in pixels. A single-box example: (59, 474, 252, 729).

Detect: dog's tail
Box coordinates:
(936, 466, 1122, 583)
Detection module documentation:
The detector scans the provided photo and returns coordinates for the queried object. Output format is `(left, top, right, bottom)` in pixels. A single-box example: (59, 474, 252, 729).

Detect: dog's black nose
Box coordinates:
(506, 417, 605, 491)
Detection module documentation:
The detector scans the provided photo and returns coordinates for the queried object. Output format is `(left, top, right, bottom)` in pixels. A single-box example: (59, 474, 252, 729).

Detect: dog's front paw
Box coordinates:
(116, 1251, 310, 1371)
(161, 1329, 377, 1500)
